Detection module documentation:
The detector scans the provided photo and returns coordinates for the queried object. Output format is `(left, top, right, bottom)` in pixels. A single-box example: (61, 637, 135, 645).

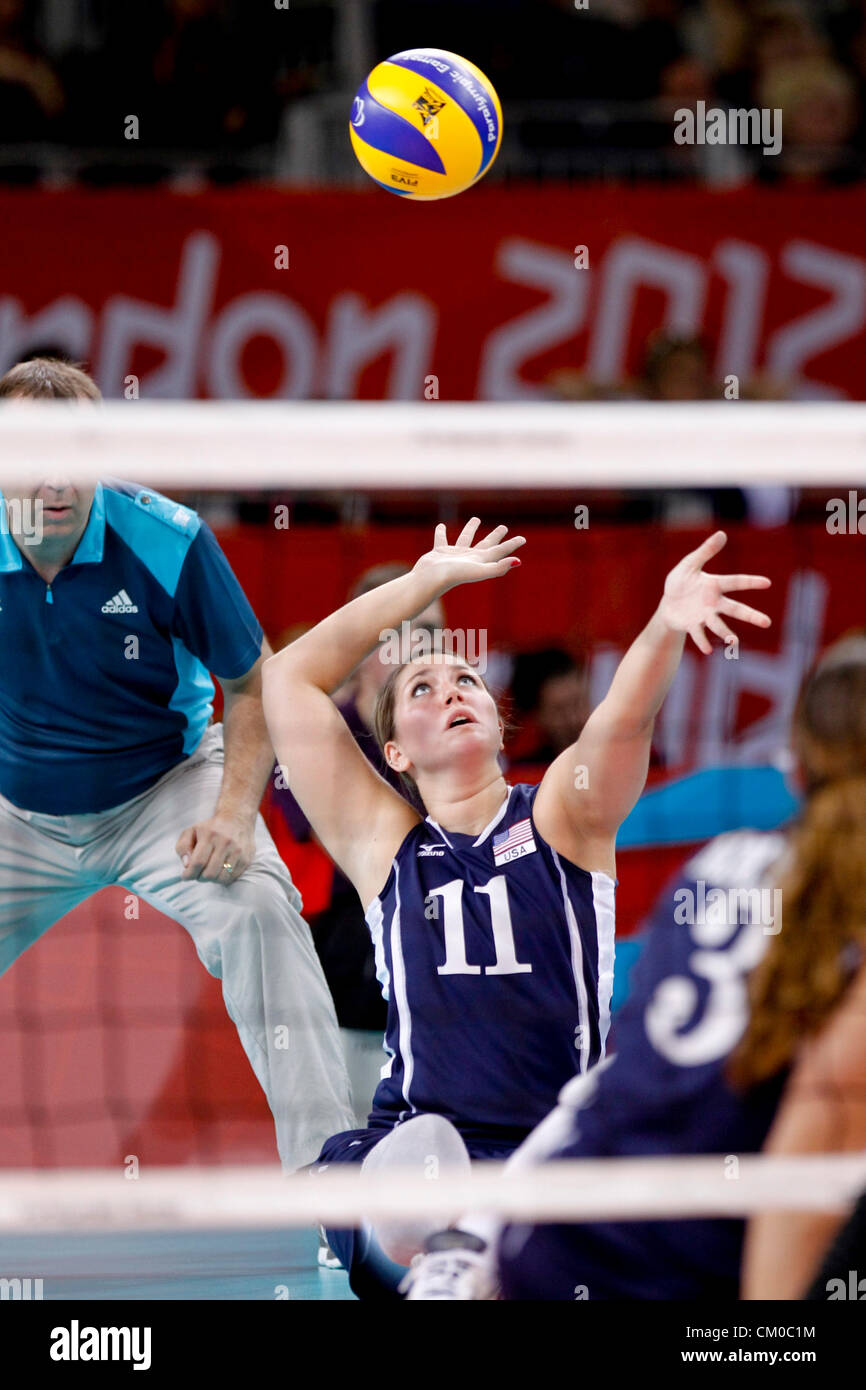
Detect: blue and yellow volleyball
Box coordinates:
(349, 48, 503, 200)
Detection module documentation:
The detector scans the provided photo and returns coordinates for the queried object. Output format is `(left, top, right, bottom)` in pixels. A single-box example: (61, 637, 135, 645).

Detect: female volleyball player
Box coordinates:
(740, 632, 866, 1298)
(410, 629, 866, 1301)
(261, 519, 771, 1298)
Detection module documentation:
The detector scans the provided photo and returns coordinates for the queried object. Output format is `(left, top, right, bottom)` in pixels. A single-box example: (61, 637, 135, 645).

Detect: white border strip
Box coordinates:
(0, 1154, 864, 1232)
(1, 402, 864, 487)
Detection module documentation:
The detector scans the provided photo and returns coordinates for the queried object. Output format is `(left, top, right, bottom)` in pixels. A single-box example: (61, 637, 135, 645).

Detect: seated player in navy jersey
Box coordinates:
(262, 517, 772, 1299)
(404, 631, 866, 1300)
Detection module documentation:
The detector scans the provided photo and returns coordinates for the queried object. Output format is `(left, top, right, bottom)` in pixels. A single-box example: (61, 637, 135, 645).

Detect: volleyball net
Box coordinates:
(1, 400, 865, 487)
(1, 401, 864, 1273)
(2, 1154, 866, 1234)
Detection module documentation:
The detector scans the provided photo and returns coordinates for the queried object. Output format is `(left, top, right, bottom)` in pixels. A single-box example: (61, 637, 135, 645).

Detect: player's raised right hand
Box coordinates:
(413, 518, 525, 591)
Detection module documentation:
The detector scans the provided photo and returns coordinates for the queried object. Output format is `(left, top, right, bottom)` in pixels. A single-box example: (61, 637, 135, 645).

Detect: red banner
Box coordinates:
(2, 184, 865, 400)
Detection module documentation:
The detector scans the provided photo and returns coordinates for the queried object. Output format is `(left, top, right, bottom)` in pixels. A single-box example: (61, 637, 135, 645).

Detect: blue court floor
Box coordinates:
(0, 1228, 355, 1300)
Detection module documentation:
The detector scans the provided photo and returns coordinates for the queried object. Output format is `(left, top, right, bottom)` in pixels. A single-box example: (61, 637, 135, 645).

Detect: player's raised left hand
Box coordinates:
(658, 531, 771, 655)
(175, 813, 256, 884)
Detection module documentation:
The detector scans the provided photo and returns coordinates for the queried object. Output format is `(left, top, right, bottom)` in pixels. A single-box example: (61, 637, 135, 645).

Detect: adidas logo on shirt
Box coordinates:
(101, 589, 139, 614)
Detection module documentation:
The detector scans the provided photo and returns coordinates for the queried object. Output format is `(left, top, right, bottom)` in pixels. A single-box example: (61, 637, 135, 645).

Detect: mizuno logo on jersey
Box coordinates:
(417, 842, 446, 857)
(493, 817, 536, 866)
(101, 589, 139, 614)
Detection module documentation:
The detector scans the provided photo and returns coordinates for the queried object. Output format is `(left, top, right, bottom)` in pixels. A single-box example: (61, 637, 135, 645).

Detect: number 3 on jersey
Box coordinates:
(428, 875, 532, 977)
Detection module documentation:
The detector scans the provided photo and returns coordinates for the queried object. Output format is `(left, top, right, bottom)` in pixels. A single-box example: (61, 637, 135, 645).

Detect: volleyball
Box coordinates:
(349, 48, 503, 200)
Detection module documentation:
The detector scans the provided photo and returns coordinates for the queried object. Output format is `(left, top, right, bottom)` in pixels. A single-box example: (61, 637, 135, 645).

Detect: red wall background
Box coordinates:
(1, 185, 865, 400)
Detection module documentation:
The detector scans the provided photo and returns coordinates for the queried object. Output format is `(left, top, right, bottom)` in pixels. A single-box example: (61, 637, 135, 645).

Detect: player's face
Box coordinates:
(388, 655, 501, 780)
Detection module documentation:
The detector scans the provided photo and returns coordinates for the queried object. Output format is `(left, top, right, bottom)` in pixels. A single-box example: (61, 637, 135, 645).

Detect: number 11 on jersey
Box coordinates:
(428, 875, 533, 977)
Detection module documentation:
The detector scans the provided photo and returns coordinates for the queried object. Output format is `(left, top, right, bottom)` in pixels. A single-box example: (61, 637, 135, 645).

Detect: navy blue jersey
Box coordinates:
(0, 480, 262, 814)
(499, 829, 791, 1300)
(363, 783, 616, 1141)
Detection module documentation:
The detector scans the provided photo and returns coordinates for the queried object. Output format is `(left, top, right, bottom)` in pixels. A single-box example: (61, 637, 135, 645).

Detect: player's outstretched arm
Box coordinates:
(534, 532, 772, 872)
(261, 519, 524, 905)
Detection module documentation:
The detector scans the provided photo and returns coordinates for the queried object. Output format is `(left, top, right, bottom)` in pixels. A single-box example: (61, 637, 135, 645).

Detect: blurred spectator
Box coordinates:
(642, 331, 714, 401)
(543, 327, 797, 523)
(699, 1, 829, 106)
(751, 2, 830, 80)
(60, 0, 323, 179)
(2, 0, 865, 186)
(644, 332, 801, 525)
(146, 0, 281, 155)
(0, 0, 64, 140)
(832, 2, 866, 83)
(508, 647, 590, 769)
(656, 53, 751, 183)
(759, 58, 861, 184)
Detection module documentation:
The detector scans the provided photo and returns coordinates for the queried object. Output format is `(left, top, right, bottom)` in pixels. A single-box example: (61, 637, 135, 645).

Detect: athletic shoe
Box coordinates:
(317, 1225, 343, 1269)
(399, 1230, 498, 1300)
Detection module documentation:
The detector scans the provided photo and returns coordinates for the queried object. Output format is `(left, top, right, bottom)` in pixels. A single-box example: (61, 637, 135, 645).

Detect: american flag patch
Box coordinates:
(493, 817, 536, 866)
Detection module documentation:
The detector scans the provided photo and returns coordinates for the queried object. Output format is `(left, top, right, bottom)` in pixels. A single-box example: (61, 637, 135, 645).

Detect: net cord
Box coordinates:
(1, 1153, 865, 1233)
(0, 402, 864, 488)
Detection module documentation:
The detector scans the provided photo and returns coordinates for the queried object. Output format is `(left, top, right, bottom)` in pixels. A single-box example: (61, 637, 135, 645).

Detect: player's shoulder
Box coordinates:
(101, 478, 202, 544)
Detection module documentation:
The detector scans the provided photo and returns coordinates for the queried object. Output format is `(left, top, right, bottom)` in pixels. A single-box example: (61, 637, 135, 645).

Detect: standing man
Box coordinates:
(0, 357, 354, 1170)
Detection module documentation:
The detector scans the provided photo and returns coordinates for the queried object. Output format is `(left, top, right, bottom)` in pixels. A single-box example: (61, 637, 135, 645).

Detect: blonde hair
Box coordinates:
(760, 59, 858, 125)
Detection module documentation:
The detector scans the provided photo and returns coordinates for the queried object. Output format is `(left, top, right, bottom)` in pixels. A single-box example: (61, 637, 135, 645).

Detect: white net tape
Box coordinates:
(1, 401, 865, 488)
(1, 1154, 865, 1233)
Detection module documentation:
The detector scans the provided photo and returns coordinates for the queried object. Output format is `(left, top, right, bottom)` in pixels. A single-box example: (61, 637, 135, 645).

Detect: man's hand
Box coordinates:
(175, 813, 256, 884)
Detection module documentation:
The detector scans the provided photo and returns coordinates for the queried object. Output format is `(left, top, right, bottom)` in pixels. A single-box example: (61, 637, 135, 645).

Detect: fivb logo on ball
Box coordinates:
(349, 48, 503, 200)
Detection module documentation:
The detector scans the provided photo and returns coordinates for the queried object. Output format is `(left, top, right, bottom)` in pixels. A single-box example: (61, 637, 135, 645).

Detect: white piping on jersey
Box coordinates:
(364, 893, 396, 1079)
(388, 862, 416, 1120)
(365, 894, 391, 1001)
(423, 817, 454, 849)
(471, 785, 514, 846)
(591, 870, 616, 1055)
(552, 847, 592, 1074)
(424, 784, 515, 850)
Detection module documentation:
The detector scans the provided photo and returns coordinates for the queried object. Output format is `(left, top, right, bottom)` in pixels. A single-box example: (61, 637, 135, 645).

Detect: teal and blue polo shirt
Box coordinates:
(0, 479, 263, 814)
